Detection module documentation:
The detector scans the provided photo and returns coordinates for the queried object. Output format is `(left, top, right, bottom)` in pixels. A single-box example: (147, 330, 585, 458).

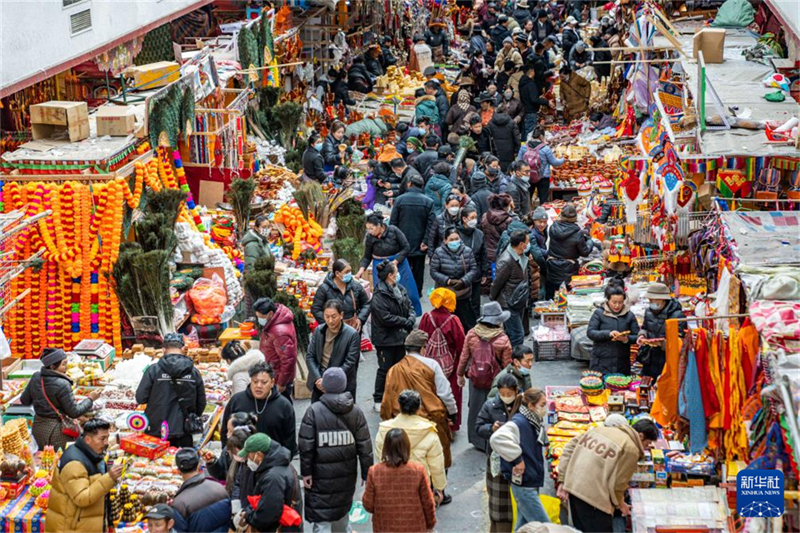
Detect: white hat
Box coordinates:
(566, 16, 578, 25)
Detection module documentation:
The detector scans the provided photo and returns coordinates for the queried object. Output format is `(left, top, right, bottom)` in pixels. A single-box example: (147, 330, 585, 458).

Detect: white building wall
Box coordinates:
(0, 0, 207, 93)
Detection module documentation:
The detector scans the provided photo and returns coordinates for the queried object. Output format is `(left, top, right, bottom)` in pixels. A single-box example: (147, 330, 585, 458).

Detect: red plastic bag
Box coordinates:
(188, 274, 227, 324)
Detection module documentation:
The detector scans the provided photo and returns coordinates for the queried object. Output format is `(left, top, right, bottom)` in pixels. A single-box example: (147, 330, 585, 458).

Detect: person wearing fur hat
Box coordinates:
(425, 19, 450, 62)
(298, 368, 373, 532)
(21, 348, 100, 450)
(545, 204, 595, 298)
(381, 329, 457, 470)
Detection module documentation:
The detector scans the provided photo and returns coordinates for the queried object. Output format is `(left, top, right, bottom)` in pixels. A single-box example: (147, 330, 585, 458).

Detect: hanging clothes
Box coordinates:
(679, 346, 707, 454)
(724, 328, 749, 461)
(738, 319, 760, 393)
(692, 328, 720, 419)
(651, 318, 681, 426)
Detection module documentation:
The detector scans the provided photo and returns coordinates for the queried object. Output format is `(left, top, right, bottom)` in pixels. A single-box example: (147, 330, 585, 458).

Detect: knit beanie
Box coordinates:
(322, 367, 348, 394)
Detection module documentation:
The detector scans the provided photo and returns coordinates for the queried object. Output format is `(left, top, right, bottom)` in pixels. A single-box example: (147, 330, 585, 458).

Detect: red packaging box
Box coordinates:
(120, 434, 168, 460)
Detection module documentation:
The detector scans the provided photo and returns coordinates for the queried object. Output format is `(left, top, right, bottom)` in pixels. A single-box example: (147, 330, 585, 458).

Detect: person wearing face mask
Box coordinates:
(222, 361, 297, 456)
(458, 206, 487, 316)
(497, 87, 524, 127)
(476, 374, 522, 533)
(204, 412, 256, 482)
(311, 258, 371, 330)
(446, 88, 478, 135)
(430, 227, 480, 333)
(482, 193, 515, 272)
(298, 368, 373, 533)
(302, 131, 328, 183)
(637, 283, 686, 379)
(507, 160, 532, 217)
(491, 230, 532, 348)
(468, 114, 493, 156)
(556, 418, 659, 533)
(21, 348, 100, 451)
(484, 155, 511, 194)
(136, 333, 206, 448)
(240, 215, 273, 272)
(424, 162, 456, 215)
(405, 136, 423, 167)
(171, 448, 230, 531)
(46, 418, 124, 533)
(587, 280, 640, 376)
(489, 345, 533, 398)
(469, 171, 492, 222)
(239, 433, 303, 533)
(426, 194, 464, 255)
(305, 301, 362, 403)
(412, 134, 441, 180)
(490, 388, 551, 528)
(253, 297, 297, 399)
(370, 260, 416, 411)
(321, 121, 350, 172)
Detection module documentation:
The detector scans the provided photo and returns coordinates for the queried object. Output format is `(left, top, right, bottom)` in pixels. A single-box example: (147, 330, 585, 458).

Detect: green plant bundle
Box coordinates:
(332, 238, 364, 272)
(148, 85, 195, 148)
(273, 102, 303, 148)
(293, 181, 327, 224)
(228, 177, 257, 240)
(238, 26, 261, 72)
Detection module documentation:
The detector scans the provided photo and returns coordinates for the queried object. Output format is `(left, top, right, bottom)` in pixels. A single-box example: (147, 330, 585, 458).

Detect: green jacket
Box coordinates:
(488, 363, 532, 398)
(424, 173, 454, 215)
(415, 95, 440, 124)
(241, 229, 272, 269)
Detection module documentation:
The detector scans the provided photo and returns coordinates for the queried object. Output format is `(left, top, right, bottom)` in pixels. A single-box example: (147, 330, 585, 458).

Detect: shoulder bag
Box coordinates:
(169, 375, 204, 435)
(40, 377, 81, 438)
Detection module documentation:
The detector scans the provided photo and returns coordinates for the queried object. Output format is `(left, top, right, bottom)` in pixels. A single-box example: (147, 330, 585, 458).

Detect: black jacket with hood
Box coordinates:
(244, 441, 303, 533)
(298, 392, 373, 523)
(546, 220, 594, 285)
(369, 281, 415, 347)
(519, 74, 551, 115)
(458, 223, 487, 278)
(221, 386, 297, 456)
(135, 354, 206, 439)
(486, 112, 520, 169)
(311, 273, 371, 324)
(21, 368, 93, 420)
(639, 299, 686, 378)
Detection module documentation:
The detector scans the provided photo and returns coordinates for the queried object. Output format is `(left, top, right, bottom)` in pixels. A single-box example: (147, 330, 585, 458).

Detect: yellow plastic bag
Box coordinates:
(541, 494, 562, 524)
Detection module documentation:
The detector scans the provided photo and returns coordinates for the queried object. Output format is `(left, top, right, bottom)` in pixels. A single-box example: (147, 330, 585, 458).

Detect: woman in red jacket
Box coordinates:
(254, 298, 297, 400)
(363, 429, 437, 533)
(419, 288, 465, 430)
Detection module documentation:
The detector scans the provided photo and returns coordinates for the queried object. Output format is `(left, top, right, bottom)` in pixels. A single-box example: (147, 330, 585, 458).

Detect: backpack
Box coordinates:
(523, 144, 544, 184)
(426, 315, 456, 378)
(468, 337, 500, 389)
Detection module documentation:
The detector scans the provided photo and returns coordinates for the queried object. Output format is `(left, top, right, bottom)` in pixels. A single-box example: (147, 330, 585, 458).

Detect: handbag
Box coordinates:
(40, 377, 81, 438)
(343, 290, 361, 330)
(450, 255, 472, 299)
(169, 377, 203, 435)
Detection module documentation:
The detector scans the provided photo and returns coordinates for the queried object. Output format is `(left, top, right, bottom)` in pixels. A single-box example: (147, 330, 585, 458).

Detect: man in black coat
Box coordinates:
(299, 368, 373, 531)
(347, 58, 373, 93)
(379, 36, 397, 71)
(506, 160, 532, 217)
(532, 9, 555, 43)
(561, 16, 581, 59)
(391, 157, 424, 197)
(221, 362, 297, 456)
(458, 205, 488, 316)
(426, 80, 450, 135)
(136, 334, 206, 448)
(490, 15, 511, 51)
(486, 111, 520, 172)
(364, 45, 384, 78)
(412, 134, 440, 179)
(390, 174, 436, 295)
(545, 204, 595, 298)
(469, 172, 492, 223)
(240, 433, 302, 533)
(306, 301, 362, 403)
(512, 0, 533, 25)
(519, 62, 553, 141)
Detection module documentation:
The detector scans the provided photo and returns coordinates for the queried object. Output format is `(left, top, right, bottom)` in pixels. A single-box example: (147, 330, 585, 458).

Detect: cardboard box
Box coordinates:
(120, 433, 169, 460)
(693, 28, 726, 64)
(1, 358, 22, 380)
(126, 61, 181, 89)
(29, 101, 89, 142)
(96, 106, 136, 137)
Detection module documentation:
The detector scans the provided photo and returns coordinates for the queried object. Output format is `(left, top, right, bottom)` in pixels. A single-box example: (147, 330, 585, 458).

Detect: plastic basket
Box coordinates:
(534, 339, 572, 361)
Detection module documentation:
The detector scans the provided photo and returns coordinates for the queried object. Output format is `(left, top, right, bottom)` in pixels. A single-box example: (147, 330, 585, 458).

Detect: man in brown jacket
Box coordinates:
(46, 418, 123, 533)
(556, 418, 658, 532)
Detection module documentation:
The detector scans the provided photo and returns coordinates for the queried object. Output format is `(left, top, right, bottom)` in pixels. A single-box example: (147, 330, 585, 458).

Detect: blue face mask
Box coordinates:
(519, 366, 531, 376)
(395, 271, 401, 283)
(525, 243, 532, 254)
(342, 273, 353, 283)
(257, 317, 268, 326)
(314, 142, 323, 151)
(447, 241, 461, 251)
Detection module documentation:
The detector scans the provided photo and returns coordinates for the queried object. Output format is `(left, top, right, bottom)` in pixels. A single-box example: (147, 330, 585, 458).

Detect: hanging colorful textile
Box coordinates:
(679, 346, 708, 453)
(651, 318, 682, 426)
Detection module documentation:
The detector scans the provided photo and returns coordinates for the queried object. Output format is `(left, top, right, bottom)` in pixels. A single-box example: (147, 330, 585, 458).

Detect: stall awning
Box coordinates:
(721, 210, 800, 267)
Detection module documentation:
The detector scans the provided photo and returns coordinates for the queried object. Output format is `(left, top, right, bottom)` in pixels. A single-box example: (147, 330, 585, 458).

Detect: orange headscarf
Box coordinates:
(429, 288, 456, 313)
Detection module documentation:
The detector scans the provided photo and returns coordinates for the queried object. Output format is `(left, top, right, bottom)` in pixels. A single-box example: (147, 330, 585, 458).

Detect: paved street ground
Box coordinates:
(292, 271, 587, 532)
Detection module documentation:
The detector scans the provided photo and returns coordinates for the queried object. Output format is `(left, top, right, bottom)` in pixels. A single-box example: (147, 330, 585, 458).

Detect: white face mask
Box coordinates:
(534, 405, 547, 418)
(247, 459, 259, 471)
(466, 219, 478, 229)
(447, 207, 460, 216)
(499, 395, 516, 405)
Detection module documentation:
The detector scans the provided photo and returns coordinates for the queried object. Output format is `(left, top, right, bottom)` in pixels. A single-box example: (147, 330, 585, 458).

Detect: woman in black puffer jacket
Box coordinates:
(20, 348, 98, 450)
(298, 368, 373, 526)
(310, 259, 371, 331)
(586, 281, 639, 375)
(321, 121, 349, 171)
(370, 261, 416, 405)
(430, 227, 480, 332)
